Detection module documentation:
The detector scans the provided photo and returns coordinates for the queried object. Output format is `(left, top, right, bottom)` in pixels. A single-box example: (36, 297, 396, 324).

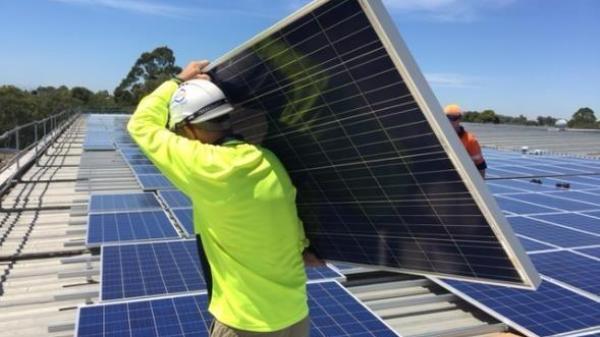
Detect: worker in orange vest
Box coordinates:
(444, 104, 487, 178)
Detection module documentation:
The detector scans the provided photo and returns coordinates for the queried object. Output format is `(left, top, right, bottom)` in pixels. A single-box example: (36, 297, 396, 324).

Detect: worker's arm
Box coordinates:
(127, 61, 233, 195)
(468, 138, 487, 179)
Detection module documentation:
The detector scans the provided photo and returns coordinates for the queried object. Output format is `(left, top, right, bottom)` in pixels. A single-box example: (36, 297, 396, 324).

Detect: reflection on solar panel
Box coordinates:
(530, 251, 600, 296)
(171, 208, 194, 235)
(435, 279, 600, 337)
(137, 174, 175, 190)
(101, 240, 205, 301)
(77, 281, 398, 337)
(88, 193, 162, 214)
(101, 240, 345, 301)
(208, 0, 536, 286)
(159, 190, 192, 209)
(86, 210, 178, 247)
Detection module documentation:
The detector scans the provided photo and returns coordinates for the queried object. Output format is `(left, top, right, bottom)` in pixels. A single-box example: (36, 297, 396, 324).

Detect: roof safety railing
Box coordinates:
(0, 109, 80, 197)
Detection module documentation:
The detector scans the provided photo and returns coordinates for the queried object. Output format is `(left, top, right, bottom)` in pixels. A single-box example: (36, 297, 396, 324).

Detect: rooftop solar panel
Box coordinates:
(126, 158, 153, 165)
(78, 281, 399, 337)
(158, 190, 192, 209)
(576, 247, 600, 259)
(130, 165, 161, 175)
(136, 174, 175, 190)
(530, 251, 600, 296)
(507, 193, 596, 212)
(207, 0, 537, 287)
(517, 236, 554, 252)
(88, 192, 162, 214)
(531, 213, 600, 235)
(171, 208, 194, 235)
(101, 239, 346, 301)
(101, 240, 205, 301)
(434, 279, 600, 337)
(86, 210, 179, 247)
(508, 217, 600, 247)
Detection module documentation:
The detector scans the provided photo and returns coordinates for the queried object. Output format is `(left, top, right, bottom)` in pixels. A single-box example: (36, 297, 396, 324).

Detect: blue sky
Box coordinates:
(0, 0, 598, 119)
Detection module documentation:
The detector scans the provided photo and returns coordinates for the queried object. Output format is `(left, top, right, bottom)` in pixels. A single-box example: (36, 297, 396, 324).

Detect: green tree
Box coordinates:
(478, 109, 500, 123)
(568, 107, 597, 129)
(71, 86, 94, 104)
(114, 46, 181, 106)
(0, 86, 37, 133)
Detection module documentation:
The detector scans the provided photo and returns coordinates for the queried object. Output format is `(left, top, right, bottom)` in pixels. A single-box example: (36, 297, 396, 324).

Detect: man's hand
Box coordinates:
(303, 250, 325, 267)
(176, 60, 211, 82)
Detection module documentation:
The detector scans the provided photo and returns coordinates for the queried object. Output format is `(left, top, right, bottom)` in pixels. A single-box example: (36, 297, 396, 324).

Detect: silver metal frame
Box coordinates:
(207, 0, 540, 288)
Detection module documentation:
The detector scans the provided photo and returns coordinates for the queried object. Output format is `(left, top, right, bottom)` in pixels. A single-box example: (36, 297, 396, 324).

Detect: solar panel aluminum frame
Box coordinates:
(99, 239, 207, 303)
(430, 277, 600, 337)
(206, 0, 540, 289)
(87, 192, 162, 215)
(85, 209, 179, 248)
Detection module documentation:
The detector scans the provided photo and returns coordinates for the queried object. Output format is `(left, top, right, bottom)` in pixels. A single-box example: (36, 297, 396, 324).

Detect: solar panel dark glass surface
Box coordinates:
(159, 190, 192, 209)
(86, 210, 178, 247)
(101, 240, 205, 301)
(208, 0, 534, 286)
(530, 251, 600, 296)
(88, 193, 162, 214)
(438, 279, 600, 337)
(78, 281, 398, 337)
(101, 240, 346, 301)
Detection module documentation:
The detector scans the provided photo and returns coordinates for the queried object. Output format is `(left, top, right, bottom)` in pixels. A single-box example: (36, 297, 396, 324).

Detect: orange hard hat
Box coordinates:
(444, 104, 462, 117)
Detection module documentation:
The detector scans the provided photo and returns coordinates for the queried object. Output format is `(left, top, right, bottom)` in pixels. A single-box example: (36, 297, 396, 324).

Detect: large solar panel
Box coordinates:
(101, 240, 205, 301)
(77, 281, 398, 337)
(88, 192, 162, 214)
(101, 239, 345, 301)
(207, 0, 537, 287)
(86, 210, 179, 247)
(434, 279, 600, 337)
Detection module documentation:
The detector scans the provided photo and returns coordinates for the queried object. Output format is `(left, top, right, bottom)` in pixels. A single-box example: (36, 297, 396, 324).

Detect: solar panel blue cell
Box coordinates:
(86, 210, 179, 247)
(517, 236, 554, 252)
(131, 165, 161, 175)
(532, 213, 600, 235)
(127, 158, 153, 165)
(436, 279, 600, 337)
(494, 196, 558, 215)
(546, 190, 600, 206)
(158, 190, 192, 209)
(101, 240, 344, 301)
(88, 193, 162, 214)
(508, 193, 595, 212)
(485, 183, 522, 194)
(78, 281, 398, 337)
(507, 217, 599, 247)
(101, 240, 206, 301)
(171, 208, 194, 235)
(530, 251, 600, 296)
(137, 175, 175, 190)
(576, 247, 600, 259)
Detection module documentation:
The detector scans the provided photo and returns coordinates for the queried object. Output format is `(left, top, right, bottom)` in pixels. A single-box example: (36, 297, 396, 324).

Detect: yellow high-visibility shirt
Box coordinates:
(127, 80, 309, 332)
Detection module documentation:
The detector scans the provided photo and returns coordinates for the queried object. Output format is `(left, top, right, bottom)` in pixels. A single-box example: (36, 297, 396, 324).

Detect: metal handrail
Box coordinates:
(0, 109, 80, 194)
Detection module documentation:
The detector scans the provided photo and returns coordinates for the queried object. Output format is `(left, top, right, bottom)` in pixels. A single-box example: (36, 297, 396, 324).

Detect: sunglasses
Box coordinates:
(447, 115, 461, 121)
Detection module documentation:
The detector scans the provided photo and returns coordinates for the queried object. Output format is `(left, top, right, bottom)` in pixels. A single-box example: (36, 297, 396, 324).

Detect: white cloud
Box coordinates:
(52, 0, 187, 17)
(425, 73, 481, 88)
(383, 0, 515, 22)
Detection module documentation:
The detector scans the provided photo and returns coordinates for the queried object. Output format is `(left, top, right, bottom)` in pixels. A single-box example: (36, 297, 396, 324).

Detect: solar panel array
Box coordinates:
(434, 149, 600, 337)
(208, 0, 536, 286)
(88, 192, 162, 214)
(78, 281, 399, 337)
(101, 239, 345, 301)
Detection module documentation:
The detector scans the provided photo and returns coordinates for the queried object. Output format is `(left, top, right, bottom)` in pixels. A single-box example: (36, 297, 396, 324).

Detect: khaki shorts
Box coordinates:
(209, 316, 310, 337)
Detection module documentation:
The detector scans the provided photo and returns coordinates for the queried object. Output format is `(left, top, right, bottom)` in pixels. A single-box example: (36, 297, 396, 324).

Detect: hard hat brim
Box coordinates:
(171, 102, 234, 130)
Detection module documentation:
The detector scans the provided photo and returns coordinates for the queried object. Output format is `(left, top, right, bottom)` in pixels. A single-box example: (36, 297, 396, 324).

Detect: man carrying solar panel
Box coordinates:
(128, 60, 319, 337)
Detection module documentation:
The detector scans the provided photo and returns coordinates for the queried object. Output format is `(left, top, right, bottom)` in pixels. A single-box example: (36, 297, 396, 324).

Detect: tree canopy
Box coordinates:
(568, 107, 597, 129)
(114, 46, 182, 106)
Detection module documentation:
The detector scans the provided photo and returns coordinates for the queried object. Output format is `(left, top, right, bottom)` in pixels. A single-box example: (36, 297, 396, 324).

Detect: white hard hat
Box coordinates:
(168, 79, 234, 130)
